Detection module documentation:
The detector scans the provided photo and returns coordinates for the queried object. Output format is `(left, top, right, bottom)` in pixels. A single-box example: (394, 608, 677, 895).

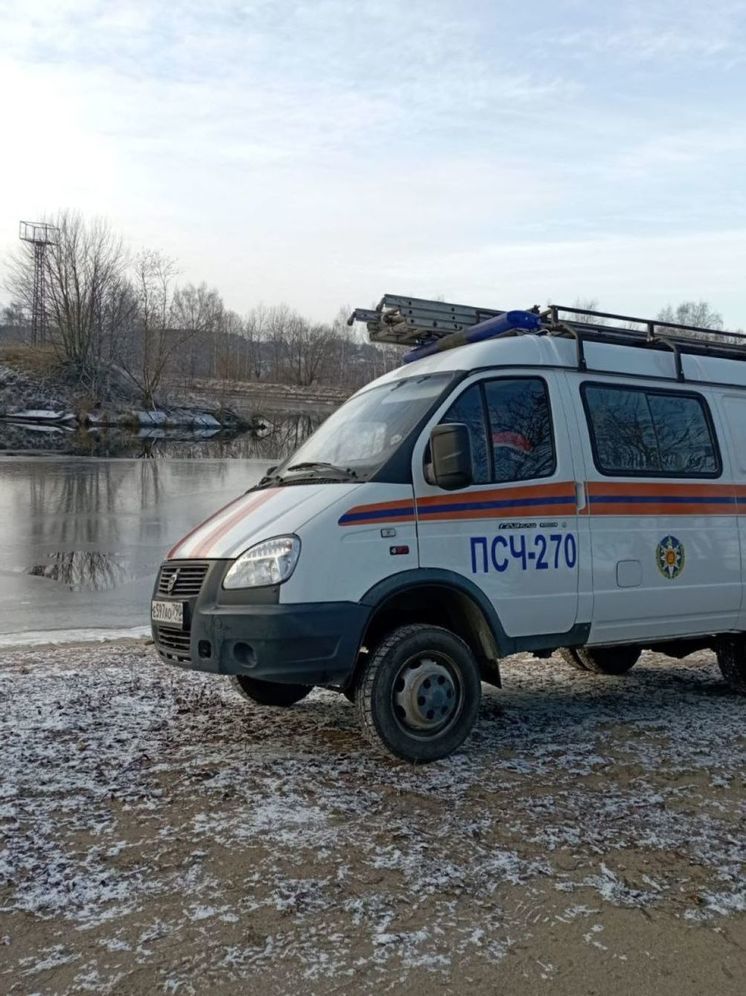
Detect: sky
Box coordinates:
(1, 0, 746, 327)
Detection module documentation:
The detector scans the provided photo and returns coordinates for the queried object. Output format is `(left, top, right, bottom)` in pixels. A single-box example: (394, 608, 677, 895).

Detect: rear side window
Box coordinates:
(439, 377, 555, 483)
(582, 383, 720, 477)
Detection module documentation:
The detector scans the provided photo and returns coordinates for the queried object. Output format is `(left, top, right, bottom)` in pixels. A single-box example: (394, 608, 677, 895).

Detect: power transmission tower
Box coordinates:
(19, 221, 60, 345)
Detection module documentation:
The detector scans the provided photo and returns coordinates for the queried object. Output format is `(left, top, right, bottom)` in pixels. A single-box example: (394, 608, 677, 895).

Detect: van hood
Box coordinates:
(168, 483, 361, 561)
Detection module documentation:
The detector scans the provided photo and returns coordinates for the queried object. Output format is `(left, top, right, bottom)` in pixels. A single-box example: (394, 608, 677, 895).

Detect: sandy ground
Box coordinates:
(1, 642, 744, 994)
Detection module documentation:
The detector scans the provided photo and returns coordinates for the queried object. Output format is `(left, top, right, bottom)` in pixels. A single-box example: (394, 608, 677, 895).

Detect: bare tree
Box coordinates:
(558, 298, 606, 326)
(656, 301, 733, 344)
(5, 211, 129, 384)
(118, 250, 178, 407)
(119, 261, 228, 406)
(284, 318, 338, 386)
(242, 306, 267, 381)
(657, 301, 723, 330)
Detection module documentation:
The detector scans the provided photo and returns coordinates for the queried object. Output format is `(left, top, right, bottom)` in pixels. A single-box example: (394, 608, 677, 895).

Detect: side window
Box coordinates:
(723, 396, 746, 474)
(582, 386, 659, 473)
(583, 384, 720, 477)
(647, 394, 719, 475)
(483, 378, 555, 482)
(439, 384, 489, 484)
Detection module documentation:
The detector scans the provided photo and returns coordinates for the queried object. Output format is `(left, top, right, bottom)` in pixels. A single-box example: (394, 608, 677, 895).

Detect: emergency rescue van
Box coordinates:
(152, 297, 746, 762)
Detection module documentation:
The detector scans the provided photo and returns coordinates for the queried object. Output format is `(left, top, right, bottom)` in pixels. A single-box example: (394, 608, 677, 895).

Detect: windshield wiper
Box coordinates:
(254, 462, 359, 489)
(285, 461, 358, 480)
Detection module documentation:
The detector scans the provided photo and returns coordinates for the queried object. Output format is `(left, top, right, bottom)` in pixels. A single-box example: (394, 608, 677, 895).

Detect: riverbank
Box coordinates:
(0, 355, 253, 436)
(1, 642, 744, 994)
(0, 349, 348, 457)
(0, 347, 349, 431)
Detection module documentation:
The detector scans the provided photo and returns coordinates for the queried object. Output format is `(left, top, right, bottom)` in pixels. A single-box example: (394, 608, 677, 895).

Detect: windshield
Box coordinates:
(270, 372, 457, 482)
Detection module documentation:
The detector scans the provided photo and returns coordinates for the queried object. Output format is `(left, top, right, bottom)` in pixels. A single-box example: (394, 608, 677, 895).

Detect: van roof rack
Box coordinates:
(349, 295, 746, 379)
(539, 304, 746, 382)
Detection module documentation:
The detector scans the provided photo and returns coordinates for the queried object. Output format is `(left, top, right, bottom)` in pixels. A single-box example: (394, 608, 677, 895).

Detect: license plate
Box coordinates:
(151, 600, 184, 627)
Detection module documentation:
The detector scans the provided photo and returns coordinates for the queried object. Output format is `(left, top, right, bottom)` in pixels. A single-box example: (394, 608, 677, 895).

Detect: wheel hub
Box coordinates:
(393, 656, 459, 732)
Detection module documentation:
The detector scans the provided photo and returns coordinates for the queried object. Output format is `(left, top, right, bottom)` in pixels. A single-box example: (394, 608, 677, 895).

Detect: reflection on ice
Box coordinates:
(0, 412, 325, 459)
(0, 456, 274, 635)
(27, 551, 132, 591)
(0, 409, 330, 634)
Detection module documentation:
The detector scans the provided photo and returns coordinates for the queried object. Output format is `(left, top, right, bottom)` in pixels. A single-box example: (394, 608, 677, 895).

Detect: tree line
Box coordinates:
(1, 212, 401, 406)
(2, 213, 739, 408)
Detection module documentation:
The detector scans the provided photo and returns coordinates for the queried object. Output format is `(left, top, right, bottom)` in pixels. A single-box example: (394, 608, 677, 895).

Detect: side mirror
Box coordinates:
(430, 423, 472, 490)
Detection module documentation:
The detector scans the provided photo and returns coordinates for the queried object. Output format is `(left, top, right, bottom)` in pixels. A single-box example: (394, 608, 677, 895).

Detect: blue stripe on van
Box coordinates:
(589, 494, 736, 505)
(338, 504, 415, 524)
(418, 494, 576, 516)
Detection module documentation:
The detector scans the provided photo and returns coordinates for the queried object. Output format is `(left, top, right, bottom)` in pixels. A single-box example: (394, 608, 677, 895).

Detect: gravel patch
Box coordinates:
(1, 643, 744, 993)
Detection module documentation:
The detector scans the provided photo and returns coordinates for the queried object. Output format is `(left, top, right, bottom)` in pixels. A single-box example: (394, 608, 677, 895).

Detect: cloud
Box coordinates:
(544, 0, 746, 64)
(365, 229, 746, 329)
(0, 0, 745, 327)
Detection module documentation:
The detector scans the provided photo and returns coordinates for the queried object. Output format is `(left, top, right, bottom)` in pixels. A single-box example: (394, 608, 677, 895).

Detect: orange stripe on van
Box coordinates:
(168, 493, 250, 559)
(190, 488, 280, 558)
(586, 481, 735, 498)
(416, 480, 576, 509)
(585, 480, 739, 516)
(339, 482, 577, 526)
(338, 499, 416, 526)
(340, 479, 746, 528)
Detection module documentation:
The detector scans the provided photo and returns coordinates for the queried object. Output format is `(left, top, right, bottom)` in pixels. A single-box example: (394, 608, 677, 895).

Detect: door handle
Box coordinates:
(575, 481, 587, 512)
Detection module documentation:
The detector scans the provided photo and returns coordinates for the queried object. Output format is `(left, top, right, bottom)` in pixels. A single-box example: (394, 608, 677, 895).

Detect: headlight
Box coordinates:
(223, 535, 301, 589)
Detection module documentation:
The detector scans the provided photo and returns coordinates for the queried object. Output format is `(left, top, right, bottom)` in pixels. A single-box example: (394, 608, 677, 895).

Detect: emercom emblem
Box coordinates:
(656, 535, 685, 580)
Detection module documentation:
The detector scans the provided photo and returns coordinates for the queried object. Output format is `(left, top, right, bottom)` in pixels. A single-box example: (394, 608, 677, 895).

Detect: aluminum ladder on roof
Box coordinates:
(349, 295, 746, 380)
(347, 294, 504, 346)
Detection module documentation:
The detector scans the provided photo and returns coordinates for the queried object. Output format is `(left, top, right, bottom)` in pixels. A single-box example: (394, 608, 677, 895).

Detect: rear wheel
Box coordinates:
(232, 675, 312, 707)
(356, 624, 481, 762)
(716, 638, 746, 693)
(560, 645, 640, 675)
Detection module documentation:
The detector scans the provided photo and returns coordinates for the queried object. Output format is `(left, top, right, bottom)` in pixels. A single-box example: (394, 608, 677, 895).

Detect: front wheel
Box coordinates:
(560, 645, 640, 675)
(716, 638, 746, 693)
(232, 675, 312, 707)
(356, 624, 481, 762)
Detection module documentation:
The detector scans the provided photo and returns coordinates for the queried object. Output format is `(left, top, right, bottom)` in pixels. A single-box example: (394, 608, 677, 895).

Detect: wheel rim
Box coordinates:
(391, 652, 463, 736)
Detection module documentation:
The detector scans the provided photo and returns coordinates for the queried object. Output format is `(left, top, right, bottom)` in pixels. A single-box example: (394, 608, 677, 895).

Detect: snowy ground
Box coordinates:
(1, 643, 744, 994)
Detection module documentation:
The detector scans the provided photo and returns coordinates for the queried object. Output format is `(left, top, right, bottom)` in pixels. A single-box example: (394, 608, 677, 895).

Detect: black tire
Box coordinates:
(559, 645, 639, 675)
(559, 647, 589, 672)
(232, 675, 311, 707)
(716, 638, 746, 693)
(356, 624, 481, 763)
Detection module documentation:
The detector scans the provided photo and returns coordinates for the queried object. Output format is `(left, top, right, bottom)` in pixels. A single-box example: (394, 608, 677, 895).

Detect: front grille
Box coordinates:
(157, 562, 209, 597)
(155, 624, 191, 661)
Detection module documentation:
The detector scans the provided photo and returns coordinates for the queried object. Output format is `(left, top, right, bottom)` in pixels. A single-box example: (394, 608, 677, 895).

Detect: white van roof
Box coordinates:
(374, 333, 746, 391)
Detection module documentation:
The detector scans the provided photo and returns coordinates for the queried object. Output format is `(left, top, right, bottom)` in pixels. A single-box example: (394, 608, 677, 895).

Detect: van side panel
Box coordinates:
(719, 394, 746, 631)
(280, 484, 419, 604)
(411, 371, 581, 639)
(577, 378, 741, 644)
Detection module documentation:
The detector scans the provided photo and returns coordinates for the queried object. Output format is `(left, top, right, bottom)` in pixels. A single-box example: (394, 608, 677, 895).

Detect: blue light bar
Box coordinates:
(403, 309, 541, 364)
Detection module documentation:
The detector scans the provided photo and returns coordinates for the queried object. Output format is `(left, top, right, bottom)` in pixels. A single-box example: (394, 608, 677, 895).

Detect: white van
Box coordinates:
(152, 299, 746, 762)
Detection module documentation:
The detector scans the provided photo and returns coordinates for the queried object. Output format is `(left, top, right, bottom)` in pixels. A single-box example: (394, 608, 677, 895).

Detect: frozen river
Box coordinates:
(0, 457, 270, 640)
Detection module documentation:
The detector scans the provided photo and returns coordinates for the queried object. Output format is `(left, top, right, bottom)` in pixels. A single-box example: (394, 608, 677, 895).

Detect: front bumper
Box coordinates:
(151, 560, 369, 686)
